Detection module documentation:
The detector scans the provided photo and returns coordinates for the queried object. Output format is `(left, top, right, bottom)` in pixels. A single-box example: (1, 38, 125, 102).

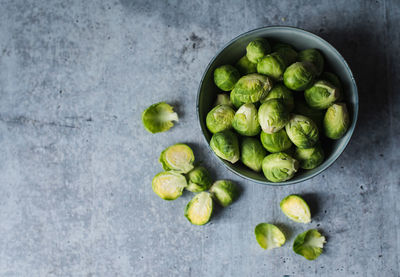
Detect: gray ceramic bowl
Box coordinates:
(197, 26, 358, 185)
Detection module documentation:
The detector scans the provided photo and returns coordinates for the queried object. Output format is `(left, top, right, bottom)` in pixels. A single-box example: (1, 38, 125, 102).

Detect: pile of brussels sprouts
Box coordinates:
(207, 38, 350, 182)
(152, 143, 239, 225)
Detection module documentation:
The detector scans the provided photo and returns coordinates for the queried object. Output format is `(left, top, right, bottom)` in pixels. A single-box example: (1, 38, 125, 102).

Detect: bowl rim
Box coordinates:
(196, 25, 359, 186)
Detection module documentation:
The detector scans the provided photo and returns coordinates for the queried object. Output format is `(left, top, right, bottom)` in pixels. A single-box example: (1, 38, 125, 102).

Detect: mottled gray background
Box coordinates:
(0, 0, 399, 276)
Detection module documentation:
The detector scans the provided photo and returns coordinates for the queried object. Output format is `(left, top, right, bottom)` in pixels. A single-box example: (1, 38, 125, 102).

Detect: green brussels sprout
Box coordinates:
(142, 102, 179, 133)
(230, 90, 246, 109)
(283, 62, 315, 91)
(280, 195, 311, 223)
(186, 166, 212, 192)
(232, 103, 261, 136)
(294, 144, 325, 169)
(323, 103, 350, 139)
(184, 192, 214, 225)
(258, 99, 290, 134)
(260, 129, 292, 153)
(255, 223, 286, 250)
(231, 74, 274, 104)
(240, 137, 266, 172)
(285, 114, 319, 149)
(304, 80, 340, 110)
(293, 229, 326, 260)
(206, 104, 235, 134)
(152, 171, 187, 200)
(246, 38, 271, 63)
(210, 130, 240, 163)
(209, 180, 239, 207)
(159, 143, 195, 173)
(262, 152, 299, 182)
(235, 55, 257, 75)
(294, 99, 325, 130)
(214, 94, 232, 107)
(257, 52, 286, 80)
(298, 49, 324, 76)
(260, 83, 294, 111)
(213, 65, 240, 91)
(272, 42, 298, 66)
(321, 72, 342, 90)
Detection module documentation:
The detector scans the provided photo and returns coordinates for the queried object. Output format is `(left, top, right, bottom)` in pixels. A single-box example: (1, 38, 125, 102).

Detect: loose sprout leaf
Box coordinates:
(184, 192, 214, 225)
(280, 195, 311, 223)
(152, 171, 187, 200)
(293, 229, 326, 260)
(142, 102, 178, 133)
(255, 223, 286, 250)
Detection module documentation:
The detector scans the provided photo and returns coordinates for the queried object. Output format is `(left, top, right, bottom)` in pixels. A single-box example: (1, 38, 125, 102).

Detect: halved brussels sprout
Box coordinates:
(230, 90, 246, 109)
(240, 137, 266, 172)
(294, 144, 325, 169)
(142, 102, 179, 133)
(294, 99, 325, 130)
(184, 192, 214, 225)
(255, 223, 286, 250)
(232, 103, 261, 136)
(285, 114, 319, 149)
(206, 104, 235, 134)
(323, 103, 350, 139)
(293, 229, 326, 260)
(260, 129, 292, 153)
(257, 52, 286, 80)
(214, 94, 232, 107)
(298, 49, 324, 76)
(236, 55, 257, 75)
(210, 130, 240, 163)
(272, 42, 298, 66)
(246, 38, 271, 63)
(186, 166, 212, 192)
(258, 99, 289, 134)
(152, 171, 187, 200)
(214, 65, 240, 91)
(209, 180, 239, 207)
(159, 143, 195, 173)
(280, 195, 311, 223)
(283, 62, 315, 91)
(231, 74, 274, 104)
(262, 152, 299, 182)
(260, 83, 294, 111)
(304, 80, 340, 110)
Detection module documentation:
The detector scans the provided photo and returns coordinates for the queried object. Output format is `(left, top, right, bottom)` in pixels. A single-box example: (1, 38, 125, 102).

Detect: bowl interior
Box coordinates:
(197, 27, 358, 185)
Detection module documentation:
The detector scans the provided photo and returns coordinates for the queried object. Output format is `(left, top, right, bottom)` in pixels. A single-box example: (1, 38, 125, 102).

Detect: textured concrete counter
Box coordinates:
(0, 1, 399, 276)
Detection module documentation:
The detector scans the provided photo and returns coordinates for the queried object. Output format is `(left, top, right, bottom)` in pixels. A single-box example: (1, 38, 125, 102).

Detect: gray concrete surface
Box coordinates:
(0, 0, 399, 276)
